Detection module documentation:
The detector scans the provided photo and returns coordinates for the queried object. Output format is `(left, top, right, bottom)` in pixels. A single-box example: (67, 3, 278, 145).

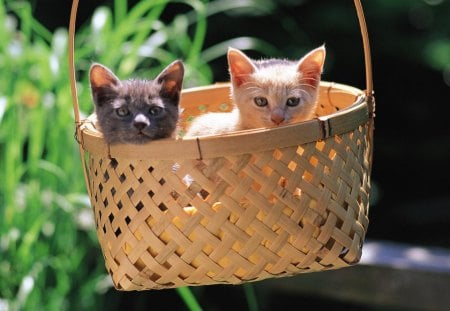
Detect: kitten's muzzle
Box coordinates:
(134, 122, 148, 130)
(271, 108, 285, 125)
(133, 113, 150, 130)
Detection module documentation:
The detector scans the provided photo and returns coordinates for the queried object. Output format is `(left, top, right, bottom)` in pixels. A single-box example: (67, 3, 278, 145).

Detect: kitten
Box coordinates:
(185, 45, 325, 137)
(89, 60, 184, 144)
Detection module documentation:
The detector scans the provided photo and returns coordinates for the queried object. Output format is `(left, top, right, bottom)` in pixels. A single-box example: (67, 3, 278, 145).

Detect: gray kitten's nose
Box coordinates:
(134, 122, 147, 130)
(134, 114, 149, 130)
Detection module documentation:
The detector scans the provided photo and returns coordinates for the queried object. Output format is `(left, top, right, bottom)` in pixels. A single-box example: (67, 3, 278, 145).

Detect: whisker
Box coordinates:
(295, 83, 318, 90)
(297, 79, 319, 88)
(298, 77, 320, 83)
(291, 89, 313, 98)
(239, 81, 259, 88)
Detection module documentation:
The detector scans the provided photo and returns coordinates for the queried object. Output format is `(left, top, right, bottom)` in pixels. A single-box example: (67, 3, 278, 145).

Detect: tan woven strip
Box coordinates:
(79, 83, 368, 160)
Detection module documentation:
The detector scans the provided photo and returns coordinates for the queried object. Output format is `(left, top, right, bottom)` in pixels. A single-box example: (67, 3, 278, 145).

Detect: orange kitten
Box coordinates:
(185, 45, 326, 137)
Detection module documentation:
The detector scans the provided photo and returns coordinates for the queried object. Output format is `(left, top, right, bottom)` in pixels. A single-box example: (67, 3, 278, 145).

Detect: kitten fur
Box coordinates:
(89, 60, 184, 144)
(185, 45, 325, 137)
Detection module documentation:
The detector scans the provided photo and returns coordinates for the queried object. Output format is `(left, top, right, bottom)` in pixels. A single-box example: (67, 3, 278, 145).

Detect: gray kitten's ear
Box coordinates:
(227, 47, 257, 87)
(156, 60, 184, 100)
(89, 63, 121, 89)
(297, 45, 326, 88)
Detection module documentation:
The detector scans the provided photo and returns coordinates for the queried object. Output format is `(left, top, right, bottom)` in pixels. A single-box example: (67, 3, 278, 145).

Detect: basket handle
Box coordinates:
(354, 0, 374, 98)
(68, 0, 373, 125)
(68, 0, 79, 127)
(69, 0, 91, 198)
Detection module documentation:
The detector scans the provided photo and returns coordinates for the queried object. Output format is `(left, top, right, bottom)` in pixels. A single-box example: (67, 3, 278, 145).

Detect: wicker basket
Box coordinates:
(69, 0, 375, 291)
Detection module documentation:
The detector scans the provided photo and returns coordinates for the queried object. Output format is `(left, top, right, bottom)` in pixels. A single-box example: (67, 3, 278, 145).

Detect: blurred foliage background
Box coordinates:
(1, 0, 449, 310)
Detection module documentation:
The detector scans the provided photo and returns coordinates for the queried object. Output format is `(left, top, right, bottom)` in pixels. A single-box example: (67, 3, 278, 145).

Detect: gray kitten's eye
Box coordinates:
(116, 106, 130, 116)
(149, 106, 162, 116)
(286, 97, 301, 107)
(254, 97, 268, 107)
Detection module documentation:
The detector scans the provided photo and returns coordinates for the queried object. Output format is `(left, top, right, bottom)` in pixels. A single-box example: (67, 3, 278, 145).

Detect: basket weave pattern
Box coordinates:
(87, 91, 371, 290)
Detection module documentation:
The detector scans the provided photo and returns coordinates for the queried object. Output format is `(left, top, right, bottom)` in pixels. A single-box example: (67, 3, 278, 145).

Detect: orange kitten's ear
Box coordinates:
(156, 60, 184, 100)
(297, 45, 326, 88)
(89, 63, 121, 89)
(227, 47, 257, 87)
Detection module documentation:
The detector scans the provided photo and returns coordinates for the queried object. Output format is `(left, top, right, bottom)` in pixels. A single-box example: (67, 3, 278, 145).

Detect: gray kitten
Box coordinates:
(89, 60, 184, 144)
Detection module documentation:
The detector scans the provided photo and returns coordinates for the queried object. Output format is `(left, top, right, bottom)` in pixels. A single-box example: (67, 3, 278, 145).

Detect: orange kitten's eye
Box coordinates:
(286, 97, 301, 107)
(116, 107, 130, 116)
(254, 97, 268, 107)
(149, 106, 162, 116)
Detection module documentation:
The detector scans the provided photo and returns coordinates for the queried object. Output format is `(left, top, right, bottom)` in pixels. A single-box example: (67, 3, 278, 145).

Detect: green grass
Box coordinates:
(0, 0, 272, 309)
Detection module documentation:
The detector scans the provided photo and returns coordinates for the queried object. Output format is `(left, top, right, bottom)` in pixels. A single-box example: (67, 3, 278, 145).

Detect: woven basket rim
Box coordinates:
(78, 81, 369, 160)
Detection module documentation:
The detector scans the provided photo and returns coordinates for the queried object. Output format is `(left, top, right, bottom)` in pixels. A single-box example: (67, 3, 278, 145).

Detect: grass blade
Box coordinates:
(243, 283, 259, 311)
(176, 287, 203, 311)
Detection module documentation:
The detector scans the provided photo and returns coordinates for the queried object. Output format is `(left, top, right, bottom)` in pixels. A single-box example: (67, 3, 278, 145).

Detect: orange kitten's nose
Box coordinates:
(271, 110, 285, 125)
